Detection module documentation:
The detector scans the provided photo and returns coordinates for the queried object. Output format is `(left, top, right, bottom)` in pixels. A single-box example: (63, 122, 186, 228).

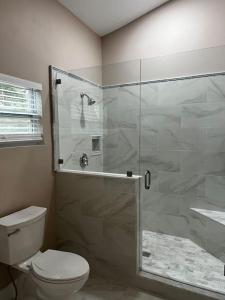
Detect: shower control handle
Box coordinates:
(145, 170, 151, 190)
(80, 153, 88, 168)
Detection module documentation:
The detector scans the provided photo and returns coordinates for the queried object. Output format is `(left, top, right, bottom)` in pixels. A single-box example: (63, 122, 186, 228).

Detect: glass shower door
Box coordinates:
(139, 57, 225, 295)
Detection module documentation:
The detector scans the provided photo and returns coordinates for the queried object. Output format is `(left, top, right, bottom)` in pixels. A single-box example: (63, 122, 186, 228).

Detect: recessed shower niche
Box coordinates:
(91, 135, 101, 154)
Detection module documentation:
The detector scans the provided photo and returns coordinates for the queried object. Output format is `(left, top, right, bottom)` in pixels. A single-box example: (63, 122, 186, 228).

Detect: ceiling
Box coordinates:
(58, 0, 170, 36)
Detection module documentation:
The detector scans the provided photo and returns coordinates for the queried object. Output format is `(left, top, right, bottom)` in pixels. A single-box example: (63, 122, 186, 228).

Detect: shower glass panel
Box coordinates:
(53, 70, 103, 172)
(102, 60, 141, 174)
(139, 46, 225, 296)
(51, 60, 141, 175)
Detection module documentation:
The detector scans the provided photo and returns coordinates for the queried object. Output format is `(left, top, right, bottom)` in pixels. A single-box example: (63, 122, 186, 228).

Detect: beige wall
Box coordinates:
(102, 0, 225, 65)
(0, 0, 101, 289)
(1, 0, 225, 293)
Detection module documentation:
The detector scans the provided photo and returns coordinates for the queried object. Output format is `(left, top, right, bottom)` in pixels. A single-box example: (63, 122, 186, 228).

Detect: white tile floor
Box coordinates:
(142, 230, 225, 295)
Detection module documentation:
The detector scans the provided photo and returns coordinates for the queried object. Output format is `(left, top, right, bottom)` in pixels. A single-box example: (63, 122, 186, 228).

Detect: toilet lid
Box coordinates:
(31, 250, 89, 282)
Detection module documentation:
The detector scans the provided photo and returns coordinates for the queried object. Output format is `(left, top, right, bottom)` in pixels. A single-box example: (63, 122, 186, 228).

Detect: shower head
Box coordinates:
(80, 92, 96, 106)
(88, 98, 96, 106)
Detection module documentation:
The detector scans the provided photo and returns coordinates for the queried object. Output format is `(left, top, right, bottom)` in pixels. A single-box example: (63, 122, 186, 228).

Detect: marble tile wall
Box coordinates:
(53, 69, 140, 175)
(103, 85, 140, 174)
(56, 172, 139, 278)
(53, 72, 225, 300)
(55, 72, 103, 172)
(140, 74, 225, 260)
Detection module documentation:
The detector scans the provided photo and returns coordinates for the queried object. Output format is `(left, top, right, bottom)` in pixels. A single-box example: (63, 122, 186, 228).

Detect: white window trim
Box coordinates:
(0, 73, 44, 147)
(0, 73, 42, 91)
(0, 133, 43, 143)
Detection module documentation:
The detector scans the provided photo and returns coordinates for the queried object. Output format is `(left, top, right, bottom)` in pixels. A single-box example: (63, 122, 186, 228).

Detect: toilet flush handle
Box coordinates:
(8, 228, 20, 237)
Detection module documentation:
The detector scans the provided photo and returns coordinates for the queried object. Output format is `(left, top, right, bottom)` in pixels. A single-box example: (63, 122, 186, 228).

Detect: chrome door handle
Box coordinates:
(145, 170, 151, 190)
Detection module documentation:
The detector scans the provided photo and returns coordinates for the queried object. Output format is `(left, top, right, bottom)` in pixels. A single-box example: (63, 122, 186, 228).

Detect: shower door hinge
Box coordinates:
(56, 78, 61, 85)
(58, 158, 64, 165)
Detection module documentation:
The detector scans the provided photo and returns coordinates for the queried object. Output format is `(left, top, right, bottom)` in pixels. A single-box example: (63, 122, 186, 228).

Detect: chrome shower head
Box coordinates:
(80, 92, 96, 105)
(88, 98, 96, 106)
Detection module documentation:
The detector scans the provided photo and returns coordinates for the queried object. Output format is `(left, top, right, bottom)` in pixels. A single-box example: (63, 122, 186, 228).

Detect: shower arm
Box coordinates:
(80, 93, 95, 106)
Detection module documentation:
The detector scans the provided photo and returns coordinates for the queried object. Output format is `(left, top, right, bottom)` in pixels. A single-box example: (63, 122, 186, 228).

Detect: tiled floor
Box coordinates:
(22, 276, 165, 300)
(142, 230, 225, 295)
(74, 276, 165, 300)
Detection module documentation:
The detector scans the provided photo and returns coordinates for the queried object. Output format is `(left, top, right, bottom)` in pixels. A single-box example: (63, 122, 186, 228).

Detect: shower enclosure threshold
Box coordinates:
(141, 230, 225, 297)
(58, 169, 142, 180)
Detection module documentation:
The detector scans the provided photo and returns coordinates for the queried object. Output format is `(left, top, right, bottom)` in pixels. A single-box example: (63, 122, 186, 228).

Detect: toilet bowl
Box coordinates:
(15, 249, 90, 300)
(30, 250, 89, 300)
(0, 206, 90, 300)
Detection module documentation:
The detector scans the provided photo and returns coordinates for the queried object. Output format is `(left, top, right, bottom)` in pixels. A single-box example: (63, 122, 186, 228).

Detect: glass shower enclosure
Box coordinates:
(139, 47, 225, 296)
(51, 61, 140, 176)
(51, 45, 225, 298)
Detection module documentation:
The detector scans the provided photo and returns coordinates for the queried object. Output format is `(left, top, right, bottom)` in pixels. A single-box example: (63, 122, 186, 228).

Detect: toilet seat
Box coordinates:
(31, 249, 89, 284)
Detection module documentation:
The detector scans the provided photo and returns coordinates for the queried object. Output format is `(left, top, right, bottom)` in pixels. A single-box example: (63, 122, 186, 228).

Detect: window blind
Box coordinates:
(0, 75, 43, 145)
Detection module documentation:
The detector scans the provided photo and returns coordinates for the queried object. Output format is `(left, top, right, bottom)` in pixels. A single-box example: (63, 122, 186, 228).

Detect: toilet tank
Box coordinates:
(0, 206, 47, 265)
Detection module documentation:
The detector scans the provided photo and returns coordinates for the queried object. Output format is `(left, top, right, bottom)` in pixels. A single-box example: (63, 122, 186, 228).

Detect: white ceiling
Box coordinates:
(58, 0, 170, 36)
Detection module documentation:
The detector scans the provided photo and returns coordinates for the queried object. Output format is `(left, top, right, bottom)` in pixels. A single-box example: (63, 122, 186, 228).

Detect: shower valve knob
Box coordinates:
(80, 153, 88, 168)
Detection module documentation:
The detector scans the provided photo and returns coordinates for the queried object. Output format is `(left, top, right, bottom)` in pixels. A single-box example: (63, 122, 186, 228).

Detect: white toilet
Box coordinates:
(0, 206, 89, 300)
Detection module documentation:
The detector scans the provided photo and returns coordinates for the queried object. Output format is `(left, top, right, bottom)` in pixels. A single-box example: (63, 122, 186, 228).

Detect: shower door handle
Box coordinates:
(145, 170, 151, 190)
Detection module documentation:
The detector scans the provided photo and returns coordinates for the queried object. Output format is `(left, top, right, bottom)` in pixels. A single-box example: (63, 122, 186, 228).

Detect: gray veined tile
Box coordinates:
(102, 177, 137, 194)
(141, 105, 181, 132)
(103, 219, 136, 259)
(103, 87, 119, 110)
(103, 88, 119, 129)
(104, 86, 139, 130)
(205, 175, 225, 209)
(81, 191, 135, 219)
(203, 152, 225, 176)
(207, 74, 225, 103)
(58, 105, 72, 129)
(141, 191, 183, 216)
(179, 128, 202, 151)
(117, 85, 140, 128)
(157, 128, 183, 151)
(142, 230, 225, 295)
(141, 82, 159, 110)
(141, 212, 190, 237)
(73, 277, 126, 300)
(119, 85, 140, 103)
(56, 173, 138, 279)
(181, 103, 225, 129)
(158, 76, 207, 106)
(180, 151, 203, 174)
(201, 127, 225, 153)
(140, 151, 180, 173)
(79, 215, 104, 256)
(104, 127, 139, 174)
(158, 172, 205, 197)
(140, 127, 158, 154)
(121, 287, 164, 300)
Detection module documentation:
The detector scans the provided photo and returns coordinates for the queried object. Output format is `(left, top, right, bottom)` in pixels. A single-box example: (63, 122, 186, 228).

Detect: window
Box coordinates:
(0, 73, 43, 146)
